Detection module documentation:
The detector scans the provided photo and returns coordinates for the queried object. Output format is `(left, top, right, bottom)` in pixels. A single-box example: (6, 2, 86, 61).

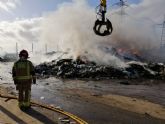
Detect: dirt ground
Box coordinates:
(1, 79, 165, 124)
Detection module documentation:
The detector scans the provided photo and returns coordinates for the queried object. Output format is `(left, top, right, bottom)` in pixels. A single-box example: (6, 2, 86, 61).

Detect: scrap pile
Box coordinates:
(35, 59, 165, 80)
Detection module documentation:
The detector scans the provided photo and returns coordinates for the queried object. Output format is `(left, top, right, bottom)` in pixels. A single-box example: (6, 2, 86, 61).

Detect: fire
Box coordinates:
(117, 48, 140, 56)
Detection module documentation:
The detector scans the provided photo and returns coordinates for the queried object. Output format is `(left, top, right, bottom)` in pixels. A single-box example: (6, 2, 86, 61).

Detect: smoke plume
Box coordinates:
(0, 0, 164, 65)
(40, 0, 165, 66)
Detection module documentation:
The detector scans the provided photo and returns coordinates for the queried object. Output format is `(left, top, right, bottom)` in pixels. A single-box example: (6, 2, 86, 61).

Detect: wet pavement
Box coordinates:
(30, 78, 165, 124)
(1, 62, 165, 124)
(0, 62, 165, 123)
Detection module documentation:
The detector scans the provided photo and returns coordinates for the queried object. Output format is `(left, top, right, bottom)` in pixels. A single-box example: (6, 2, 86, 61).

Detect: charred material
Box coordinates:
(35, 59, 165, 80)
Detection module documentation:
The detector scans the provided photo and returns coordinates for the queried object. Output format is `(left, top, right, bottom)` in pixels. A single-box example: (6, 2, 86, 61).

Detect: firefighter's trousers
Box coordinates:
(16, 80, 32, 107)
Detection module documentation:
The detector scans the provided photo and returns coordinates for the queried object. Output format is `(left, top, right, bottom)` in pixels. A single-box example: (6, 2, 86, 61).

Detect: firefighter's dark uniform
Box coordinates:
(12, 59, 36, 108)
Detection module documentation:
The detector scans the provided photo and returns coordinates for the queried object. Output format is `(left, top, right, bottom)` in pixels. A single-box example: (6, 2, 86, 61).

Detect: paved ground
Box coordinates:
(32, 78, 165, 124)
(0, 87, 54, 124)
(1, 79, 165, 124)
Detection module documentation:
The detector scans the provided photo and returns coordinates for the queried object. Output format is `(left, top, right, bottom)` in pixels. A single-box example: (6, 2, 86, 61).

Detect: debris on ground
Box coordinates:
(35, 58, 165, 80)
(119, 81, 130, 85)
(40, 96, 45, 100)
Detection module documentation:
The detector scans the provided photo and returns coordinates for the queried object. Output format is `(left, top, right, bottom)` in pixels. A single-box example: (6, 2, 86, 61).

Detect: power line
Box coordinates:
(112, 0, 129, 17)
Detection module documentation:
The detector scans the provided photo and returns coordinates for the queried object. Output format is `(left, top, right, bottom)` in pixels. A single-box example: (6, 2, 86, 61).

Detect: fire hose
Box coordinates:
(0, 94, 88, 124)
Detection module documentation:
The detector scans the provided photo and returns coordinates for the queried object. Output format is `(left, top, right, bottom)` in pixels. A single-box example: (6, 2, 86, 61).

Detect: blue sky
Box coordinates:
(0, 0, 141, 21)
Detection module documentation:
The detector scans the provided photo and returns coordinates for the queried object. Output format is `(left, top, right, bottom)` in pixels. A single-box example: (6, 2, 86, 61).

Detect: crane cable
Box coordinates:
(0, 94, 88, 124)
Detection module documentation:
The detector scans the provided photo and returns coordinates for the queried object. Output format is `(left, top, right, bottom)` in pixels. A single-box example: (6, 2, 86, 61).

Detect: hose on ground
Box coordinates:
(0, 94, 88, 124)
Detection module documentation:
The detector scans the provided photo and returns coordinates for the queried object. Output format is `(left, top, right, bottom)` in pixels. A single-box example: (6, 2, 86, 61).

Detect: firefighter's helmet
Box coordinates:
(19, 50, 29, 59)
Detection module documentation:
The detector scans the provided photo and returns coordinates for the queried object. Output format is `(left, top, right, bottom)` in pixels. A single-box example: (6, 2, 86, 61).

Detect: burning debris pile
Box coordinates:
(35, 58, 165, 80)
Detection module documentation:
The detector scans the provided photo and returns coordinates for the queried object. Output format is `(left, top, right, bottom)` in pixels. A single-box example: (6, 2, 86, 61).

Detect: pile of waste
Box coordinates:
(35, 58, 165, 80)
(0, 57, 4, 61)
(0, 54, 17, 62)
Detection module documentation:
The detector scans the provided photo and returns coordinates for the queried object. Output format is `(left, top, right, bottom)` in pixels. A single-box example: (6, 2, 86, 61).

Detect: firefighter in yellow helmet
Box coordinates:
(12, 50, 36, 110)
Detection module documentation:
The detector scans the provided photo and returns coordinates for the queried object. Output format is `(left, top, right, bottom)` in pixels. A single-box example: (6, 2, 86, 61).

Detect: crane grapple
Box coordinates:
(93, 0, 113, 36)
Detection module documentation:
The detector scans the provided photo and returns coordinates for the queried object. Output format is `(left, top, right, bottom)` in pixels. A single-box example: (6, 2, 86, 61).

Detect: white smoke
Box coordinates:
(129, 0, 165, 23)
(40, 0, 127, 67)
(40, 0, 165, 66)
(0, 0, 165, 65)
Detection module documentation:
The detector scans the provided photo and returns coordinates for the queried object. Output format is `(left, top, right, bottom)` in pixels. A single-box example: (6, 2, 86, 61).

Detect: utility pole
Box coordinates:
(45, 44, 47, 54)
(32, 43, 34, 53)
(112, 0, 129, 22)
(16, 42, 18, 59)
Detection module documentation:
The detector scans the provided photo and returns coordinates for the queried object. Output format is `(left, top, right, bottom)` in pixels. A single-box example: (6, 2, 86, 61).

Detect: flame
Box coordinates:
(117, 47, 140, 55)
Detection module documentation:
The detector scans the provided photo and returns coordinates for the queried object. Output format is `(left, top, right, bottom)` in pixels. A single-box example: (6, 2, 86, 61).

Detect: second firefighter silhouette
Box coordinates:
(12, 50, 36, 109)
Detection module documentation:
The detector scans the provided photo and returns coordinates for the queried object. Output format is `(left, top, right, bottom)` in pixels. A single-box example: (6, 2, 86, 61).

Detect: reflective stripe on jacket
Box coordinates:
(12, 59, 35, 81)
(13, 75, 32, 80)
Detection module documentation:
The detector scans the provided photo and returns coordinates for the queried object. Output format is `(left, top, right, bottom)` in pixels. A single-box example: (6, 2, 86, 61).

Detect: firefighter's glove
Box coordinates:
(33, 78, 36, 84)
(13, 79, 17, 85)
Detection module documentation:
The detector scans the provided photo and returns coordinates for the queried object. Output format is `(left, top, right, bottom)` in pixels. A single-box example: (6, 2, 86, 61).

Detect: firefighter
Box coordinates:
(12, 50, 36, 110)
